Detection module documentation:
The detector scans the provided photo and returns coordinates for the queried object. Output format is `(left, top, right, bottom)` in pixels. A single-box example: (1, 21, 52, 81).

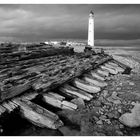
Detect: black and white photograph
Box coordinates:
(0, 1, 140, 136)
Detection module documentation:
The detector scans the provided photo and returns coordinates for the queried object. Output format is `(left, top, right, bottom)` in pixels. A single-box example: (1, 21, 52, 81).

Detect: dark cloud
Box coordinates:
(0, 4, 140, 44)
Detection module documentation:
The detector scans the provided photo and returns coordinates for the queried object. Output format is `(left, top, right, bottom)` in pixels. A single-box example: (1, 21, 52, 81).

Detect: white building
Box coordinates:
(50, 41, 59, 45)
(88, 11, 94, 47)
(66, 41, 85, 46)
(44, 41, 50, 45)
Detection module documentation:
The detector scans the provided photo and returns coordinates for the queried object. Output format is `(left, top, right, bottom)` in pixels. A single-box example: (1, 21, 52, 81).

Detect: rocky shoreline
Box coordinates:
(0, 44, 140, 136)
(57, 54, 140, 136)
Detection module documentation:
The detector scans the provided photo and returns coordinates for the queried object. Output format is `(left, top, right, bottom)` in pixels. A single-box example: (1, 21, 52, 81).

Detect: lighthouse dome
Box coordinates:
(90, 11, 94, 15)
(89, 11, 94, 17)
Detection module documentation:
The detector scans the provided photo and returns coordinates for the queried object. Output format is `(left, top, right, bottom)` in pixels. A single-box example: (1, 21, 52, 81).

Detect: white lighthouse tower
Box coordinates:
(88, 11, 94, 47)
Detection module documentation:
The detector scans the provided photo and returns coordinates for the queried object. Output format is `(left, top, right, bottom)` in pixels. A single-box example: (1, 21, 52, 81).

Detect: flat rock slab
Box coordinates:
(119, 103, 140, 128)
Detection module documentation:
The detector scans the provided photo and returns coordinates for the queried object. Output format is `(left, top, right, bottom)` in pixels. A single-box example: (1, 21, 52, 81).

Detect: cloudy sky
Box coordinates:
(0, 4, 140, 45)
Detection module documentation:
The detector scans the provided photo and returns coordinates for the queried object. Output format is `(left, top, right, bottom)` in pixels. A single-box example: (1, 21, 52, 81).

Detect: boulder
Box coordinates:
(93, 100, 102, 107)
(107, 96, 121, 105)
(112, 91, 120, 100)
(128, 81, 135, 86)
(102, 90, 108, 98)
(96, 120, 103, 125)
(59, 126, 80, 136)
(119, 103, 140, 127)
(71, 98, 85, 109)
(115, 130, 123, 136)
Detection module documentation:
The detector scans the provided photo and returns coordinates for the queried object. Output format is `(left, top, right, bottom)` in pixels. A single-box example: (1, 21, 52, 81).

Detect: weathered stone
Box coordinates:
(107, 113, 114, 119)
(99, 111, 104, 115)
(118, 91, 125, 95)
(59, 126, 80, 136)
(107, 110, 120, 119)
(119, 124, 124, 129)
(99, 115, 107, 120)
(118, 108, 122, 113)
(113, 125, 120, 130)
(119, 83, 123, 86)
(116, 87, 121, 91)
(107, 96, 121, 105)
(128, 81, 135, 86)
(96, 120, 103, 125)
(113, 110, 120, 119)
(71, 98, 85, 109)
(98, 96, 104, 101)
(98, 133, 106, 136)
(131, 101, 136, 105)
(112, 91, 121, 100)
(99, 108, 105, 114)
(122, 100, 128, 105)
(105, 119, 111, 124)
(103, 102, 112, 107)
(93, 116, 99, 122)
(113, 100, 121, 105)
(106, 77, 111, 80)
(91, 107, 101, 114)
(93, 132, 100, 136)
(107, 96, 113, 102)
(119, 103, 140, 127)
(93, 100, 102, 107)
(102, 90, 108, 97)
(115, 130, 123, 136)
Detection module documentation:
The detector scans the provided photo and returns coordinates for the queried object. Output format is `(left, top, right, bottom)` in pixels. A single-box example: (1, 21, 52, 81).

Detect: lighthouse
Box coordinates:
(88, 11, 94, 47)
